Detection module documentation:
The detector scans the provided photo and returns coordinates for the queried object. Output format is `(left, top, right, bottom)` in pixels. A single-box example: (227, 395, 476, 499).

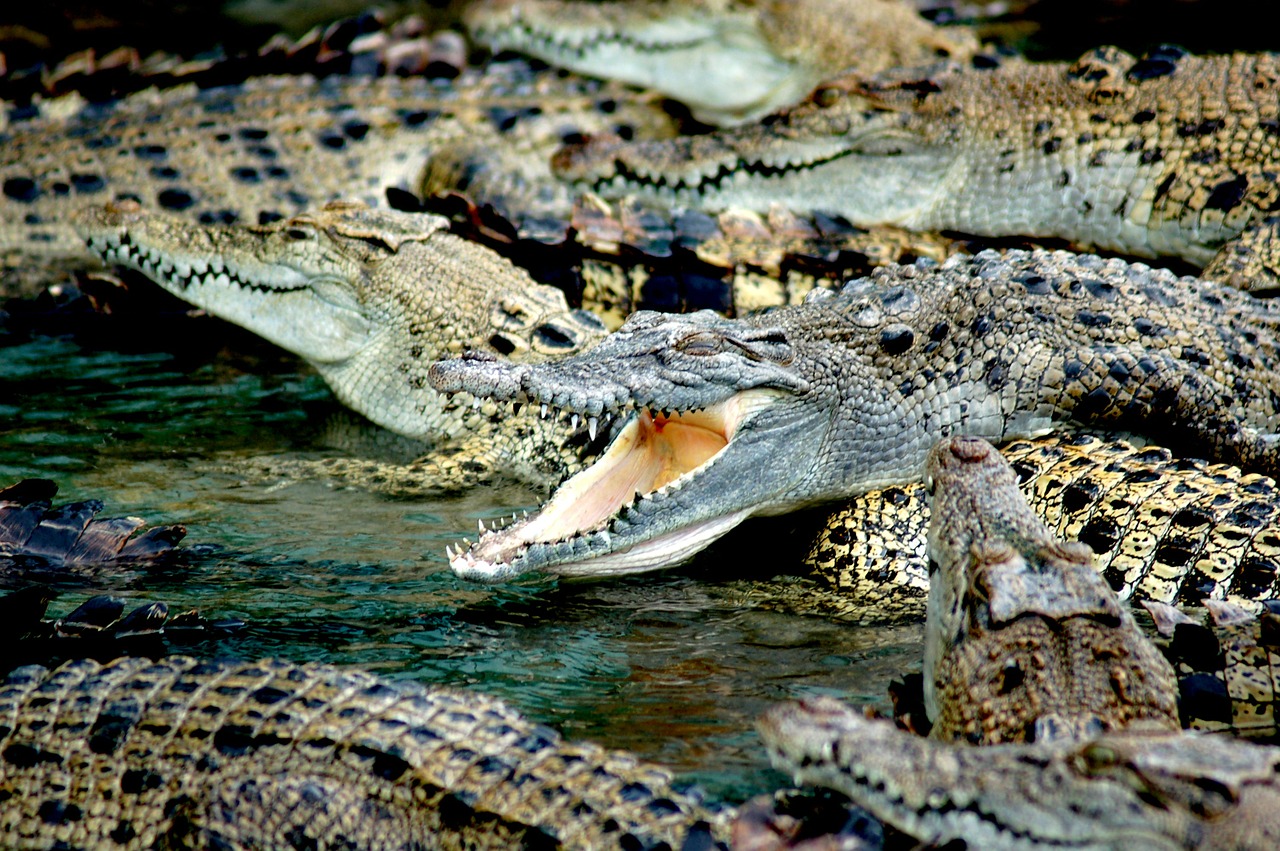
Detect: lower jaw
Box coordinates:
(541, 508, 755, 578)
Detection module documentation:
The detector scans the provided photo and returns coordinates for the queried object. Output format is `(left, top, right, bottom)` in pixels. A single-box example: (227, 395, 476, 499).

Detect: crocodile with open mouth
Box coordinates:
(428, 249, 1280, 581)
(554, 45, 1280, 290)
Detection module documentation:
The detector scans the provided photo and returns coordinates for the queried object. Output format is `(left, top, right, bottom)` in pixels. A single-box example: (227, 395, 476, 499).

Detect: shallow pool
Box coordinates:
(0, 318, 920, 802)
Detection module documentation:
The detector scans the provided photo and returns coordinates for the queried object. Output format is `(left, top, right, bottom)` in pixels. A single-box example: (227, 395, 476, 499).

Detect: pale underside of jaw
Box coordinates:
(447, 389, 781, 581)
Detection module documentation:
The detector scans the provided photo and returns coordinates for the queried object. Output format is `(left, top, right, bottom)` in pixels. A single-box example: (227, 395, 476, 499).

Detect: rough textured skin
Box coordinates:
(922, 436, 1179, 744)
(428, 249, 1280, 580)
(0, 59, 677, 298)
(427, 179, 974, 331)
(759, 696, 1280, 851)
(1147, 598, 1280, 740)
(76, 196, 977, 494)
(0, 656, 731, 850)
(0, 478, 185, 566)
(465, 0, 978, 125)
(792, 433, 1280, 622)
(556, 46, 1280, 290)
(76, 200, 611, 492)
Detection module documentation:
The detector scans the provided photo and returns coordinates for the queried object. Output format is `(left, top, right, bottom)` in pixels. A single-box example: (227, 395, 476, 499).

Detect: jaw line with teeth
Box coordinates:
(446, 389, 784, 581)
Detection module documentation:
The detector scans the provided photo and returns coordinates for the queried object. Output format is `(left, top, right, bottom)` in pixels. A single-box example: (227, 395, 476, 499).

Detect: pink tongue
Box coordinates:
(518, 411, 728, 543)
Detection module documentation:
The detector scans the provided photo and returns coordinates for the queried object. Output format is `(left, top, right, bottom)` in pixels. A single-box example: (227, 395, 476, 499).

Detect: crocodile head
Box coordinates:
(466, 0, 978, 127)
(77, 200, 606, 441)
(921, 436, 1176, 744)
(552, 64, 969, 226)
(758, 696, 1280, 849)
(427, 305, 844, 580)
(466, 0, 819, 127)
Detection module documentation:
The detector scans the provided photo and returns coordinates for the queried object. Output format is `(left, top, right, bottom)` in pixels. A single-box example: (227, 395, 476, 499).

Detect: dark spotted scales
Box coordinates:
(0, 656, 729, 850)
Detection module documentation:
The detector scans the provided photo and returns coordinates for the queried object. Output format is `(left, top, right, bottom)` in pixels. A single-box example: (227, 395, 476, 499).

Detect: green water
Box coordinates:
(0, 326, 920, 803)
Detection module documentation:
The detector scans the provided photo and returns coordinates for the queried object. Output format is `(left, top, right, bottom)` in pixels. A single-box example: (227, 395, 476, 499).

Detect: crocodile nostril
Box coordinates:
(488, 334, 517, 356)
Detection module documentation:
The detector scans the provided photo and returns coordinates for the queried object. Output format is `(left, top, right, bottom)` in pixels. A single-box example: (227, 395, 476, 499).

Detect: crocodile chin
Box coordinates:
(448, 390, 779, 581)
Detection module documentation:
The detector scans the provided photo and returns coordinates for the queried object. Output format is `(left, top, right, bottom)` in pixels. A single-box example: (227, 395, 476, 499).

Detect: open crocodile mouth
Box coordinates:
(447, 389, 781, 581)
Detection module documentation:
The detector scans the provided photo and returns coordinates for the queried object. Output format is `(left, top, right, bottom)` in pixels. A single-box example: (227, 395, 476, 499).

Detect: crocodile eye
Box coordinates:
(677, 335, 721, 356)
(814, 86, 842, 108)
(1075, 743, 1121, 774)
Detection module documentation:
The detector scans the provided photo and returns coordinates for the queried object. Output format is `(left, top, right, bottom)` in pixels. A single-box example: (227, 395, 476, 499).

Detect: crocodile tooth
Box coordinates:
(587, 416, 598, 441)
(478, 519, 486, 533)
(570, 413, 580, 430)
(445, 545, 454, 559)
(473, 397, 482, 410)
(540, 403, 549, 419)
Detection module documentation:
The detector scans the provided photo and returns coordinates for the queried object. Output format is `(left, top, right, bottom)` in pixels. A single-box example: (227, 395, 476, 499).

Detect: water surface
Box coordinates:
(0, 324, 920, 802)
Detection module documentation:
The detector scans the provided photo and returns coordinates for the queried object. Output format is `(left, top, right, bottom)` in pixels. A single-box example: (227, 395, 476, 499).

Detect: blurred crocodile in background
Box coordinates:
(555, 45, 1280, 290)
(0, 55, 679, 299)
(464, 0, 980, 126)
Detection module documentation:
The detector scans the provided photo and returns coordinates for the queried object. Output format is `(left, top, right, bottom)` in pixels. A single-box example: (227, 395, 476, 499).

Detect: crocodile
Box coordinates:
(0, 55, 679, 299)
(464, 0, 980, 126)
(0, 654, 731, 850)
(1145, 598, 1280, 741)
(553, 45, 1280, 291)
(778, 432, 1280, 623)
(427, 249, 1280, 581)
(921, 434, 1180, 744)
(759, 696, 1280, 850)
(76, 199, 614, 492)
(756, 436, 1277, 848)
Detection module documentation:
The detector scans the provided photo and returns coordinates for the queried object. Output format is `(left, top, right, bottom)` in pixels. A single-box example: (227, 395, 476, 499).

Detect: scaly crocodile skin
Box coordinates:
(0, 656, 730, 850)
(555, 46, 1280, 290)
(921, 435, 1179, 745)
(785, 433, 1280, 623)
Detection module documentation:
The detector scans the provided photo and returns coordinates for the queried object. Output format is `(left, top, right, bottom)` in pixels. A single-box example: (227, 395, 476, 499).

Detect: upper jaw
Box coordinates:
(426, 311, 808, 422)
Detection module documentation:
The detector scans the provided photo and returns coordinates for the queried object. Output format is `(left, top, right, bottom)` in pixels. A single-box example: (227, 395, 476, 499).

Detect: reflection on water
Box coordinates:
(0, 330, 921, 801)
